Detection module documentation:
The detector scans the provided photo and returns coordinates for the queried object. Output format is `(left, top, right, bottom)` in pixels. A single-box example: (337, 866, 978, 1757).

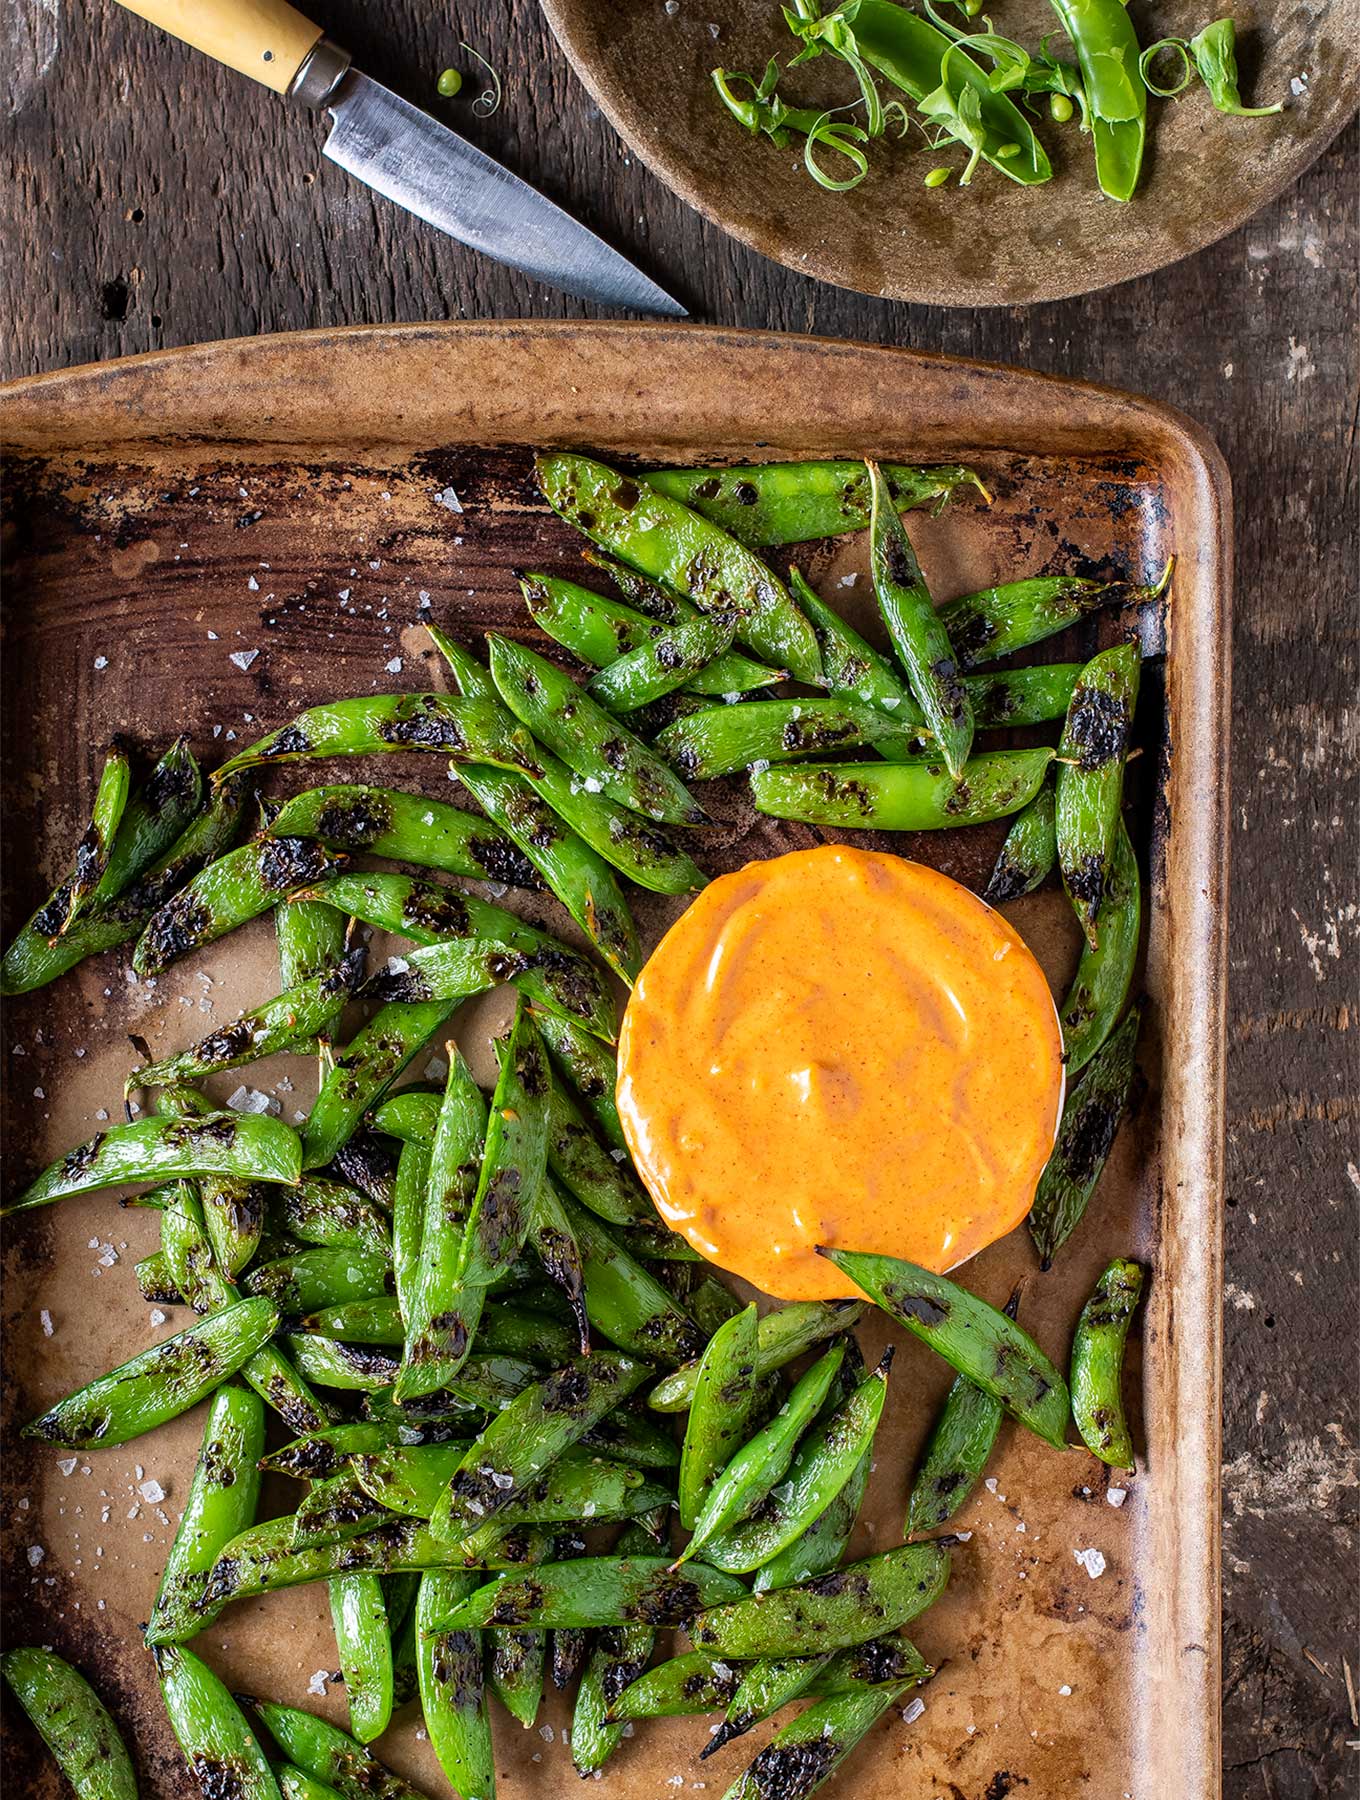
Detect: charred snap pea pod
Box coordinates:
(425, 623, 499, 701)
(288, 1334, 400, 1391)
(606, 1649, 742, 1722)
(721, 1681, 916, 1800)
(133, 837, 345, 976)
(679, 1302, 760, 1531)
(214, 693, 539, 781)
(582, 1406, 681, 1470)
(565, 1192, 706, 1365)
(532, 1007, 627, 1151)
(278, 895, 349, 989)
(966, 662, 1084, 728)
(526, 1175, 592, 1353)
(367, 1089, 442, 1145)
(586, 612, 740, 714)
(156, 1645, 282, 1800)
(537, 451, 824, 685)
(751, 747, 1055, 832)
(984, 779, 1058, 903)
(302, 1001, 451, 1171)
(278, 1769, 348, 1800)
(788, 566, 913, 714)
(290, 1472, 397, 1551)
(416, 1570, 494, 1800)
(487, 632, 709, 827)
(263, 1421, 400, 1482)
(545, 1066, 652, 1225)
(244, 1246, 393, 1313)
(751, 1430, 868, 1593)
(1061, 819, 1141, 1073)
(270, 1177, 392, 1255)
(628, 1222, 704, 1264)
(820, 1247, 1070, 1448)
(95, 736, 204, 901)
(941, 560, 1173, 671)
(430, 1350, 650, 1538)
(456, 764, 640, 983)
(147, 1384, 266, 1644)
(683, 1344, 846, 1563)
(906, 1372, 1001, 1539)
(449, 1468, 673, 1568)
(1056, 640, 1141, 947)
(244, 1698, 429, 1800)
(355, 1443, 648, 1527)
(457, 998, 549, 1287)
(691, 1541, 950, 1658)
(0, 1647, 138, 1800)
(489, 1625, 546, 1729)
(8, 1111, 301, 1215)
(649, 1300, 864, 1412)
(269, 783, 541, 890)
(868, 461, 973, 779)
(659, 695, 924, 781)
(569, 1519, 660, 1773)
(433, 1555, 747, 1631)
(643, 459, 987, 546)
(330, 1574, 393, 1743)
(136, 1249, 183, 1305)
(815, 1635, 934, 1693)
(1071, 1257, 1144, 1467)
(150, 1087, 273, 1285)
(1029, 1004, 1141, 1267)
(24, 1297, 280, 1448)
(61, 741, 133, 930)
(705, 1654, 829, 1757)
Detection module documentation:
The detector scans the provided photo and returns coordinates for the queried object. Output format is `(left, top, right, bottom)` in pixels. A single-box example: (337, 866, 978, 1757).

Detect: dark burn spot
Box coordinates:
(73, 824, 106, 889)
(732, 481, 759, 506)
(948, 608, 998, 666)
(782, 715, 858, 755)
(882, 531, 917, 588)
(984, 1774, 1029, 1800)
(745, 1737, 839, 1798)
(1066, 685, 1131, 770)
(404, 887, 472, 938)
(1065, 850, 1108, 910)
(543, 1364, 591, 1412)
(1062, 1095, 1123, 1187)
(882, 1285, 951, 1328)
(984, 854, 1030, 904)
(672, 745, 700, 780)
(62, 1135, 105, 1180)
(378, 696, 468, 750)
(803, 1569, 854, 1598)
(470, 832, 540, 890)
(656, 639, 684, 672)
(189, 1755, 248, 1799)
(486, 1577, 545, 1625)
(612, 479, 641, 510)
(269, 722, 312, 756)
(600, 737, 630, 773)
(315, 792, 395, 844)
(140, 891, 214, 970)
(692, 477, 721, 500)
(193, 1019, 254, 1067)
(259, 835, 334, 892)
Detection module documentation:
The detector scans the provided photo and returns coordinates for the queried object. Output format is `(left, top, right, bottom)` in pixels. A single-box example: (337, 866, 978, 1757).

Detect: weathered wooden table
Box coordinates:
(4, 4, 1356, 1794)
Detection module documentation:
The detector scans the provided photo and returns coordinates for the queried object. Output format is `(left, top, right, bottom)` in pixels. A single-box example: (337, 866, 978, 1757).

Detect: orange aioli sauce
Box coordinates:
(617, 846, 1064, 1301)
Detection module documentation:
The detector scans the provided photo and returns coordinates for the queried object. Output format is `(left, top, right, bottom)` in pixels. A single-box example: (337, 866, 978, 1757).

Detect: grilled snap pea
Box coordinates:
(8, 1111, 302, 1215)
(244, 1699, 429, 1800)
(705, 1654, 830, 1757)
(278, 1767, 347, 1800)
(291, 1472, 395, 1552)
(133, 837, 345, 975)
(984, 778, 1058, 903)
(425, 623, 499, 702)
(649, 1299, 863, 1412)
(354, 1443, 648, 1528)
(642, 459, 987, 546)
(147, 1384, 265, 1644)
(455, 764, 640, 982)
(788, 566, 914, 714)
(868, 460, 973, 779)
(214, 693, 539, 781)
(415, 1570, 494, 1800)
(288, 1334, 400, 1391)
(386, 1135, 429, 1332)
(691, 1541, 950, 1658)
(722, 1682, 915, 1800)
(136, 1250, 183, 1305)
(156, 1644, 282, 1800)
(302, 1001, 451, 1171)
(679, 1302, 760, 1531)
(430, 1350, 649, 1538)
(586, 612, 740, 714)
(432, 1555, 747, 1631)
(0, 1647, 138, 1800)
(941, 559, 1172, 670)
(487, 632, 709, 827)
(330, 1573, 393, 1743)
(565, 1192, 706, 1365)
(820, 1246, 1070, 1448)
(659, 696, 925, 780)
(369, 1088, 442, 1144)
(751, 1434, 868, 1594)
(1071, 1257, 1144, 1467)
(537, 451, 824, 685)
(262, 1422, 415, 1482)
(1056, 640, 1141, 947)
(277, 896, 349, 991)
(527, 1174, 589, 1356)
(60, 741, 132, 930)
(244, 1246, 393, 1313)
(606, 1649, 743, 1721)
(39, 1291, 290, 1452)
(1030, 1004, 1141, 1268)
(569, 1518, 661, 1774)
(906, 1370, 1002, 1539)
(1061, 816, 1141, 1072)
(489, 1624, 546, 1729)
(268, 783, 541, 890)
(270, 1177, 392, 1254)
(545, 1067, 651, 1225)
(457, 997, 548, 1286)
(751, 747, 1054, 831)
(95, 736, 205, 900)
(532, 1007, 627, 1151)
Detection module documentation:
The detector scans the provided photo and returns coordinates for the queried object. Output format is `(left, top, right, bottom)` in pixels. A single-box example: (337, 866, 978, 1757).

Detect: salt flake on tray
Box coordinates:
(229, 649, 259, 671)
(307, 1670, 330, 1697)
(1074, 1546, 1107, 1579)
(1107, 1487, 1128, 1507)
(226, 1086, 280, 1117)
(901, 1696, 926, 1725)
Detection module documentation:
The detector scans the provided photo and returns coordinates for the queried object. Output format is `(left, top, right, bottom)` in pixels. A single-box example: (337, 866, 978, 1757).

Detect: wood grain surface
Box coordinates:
(2, 2, 1356, 1796)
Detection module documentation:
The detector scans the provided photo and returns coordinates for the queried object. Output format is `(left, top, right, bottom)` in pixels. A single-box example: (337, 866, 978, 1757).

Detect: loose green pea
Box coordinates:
(1051, 91, 1075, 121)
(437, 67, 462, 97)
(924, 165, 952, 187)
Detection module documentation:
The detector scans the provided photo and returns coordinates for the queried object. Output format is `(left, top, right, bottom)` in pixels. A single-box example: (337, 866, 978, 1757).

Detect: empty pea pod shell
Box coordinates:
(244, 1697, 430, 1800)
(156, 1644, 282, 1800)
(214, 692, 540, 781)
(751, 747, 1055, 831)
(0, 1646, 138, 1800)
(1029, 1004, 1141, 1267)
(1070, 1256, 1145, 1467)
(268, 782, 541, 889)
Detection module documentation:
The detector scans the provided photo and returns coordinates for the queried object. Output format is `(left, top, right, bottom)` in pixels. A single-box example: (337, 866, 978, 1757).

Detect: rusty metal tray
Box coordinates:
(0, 322, 1230, 1800)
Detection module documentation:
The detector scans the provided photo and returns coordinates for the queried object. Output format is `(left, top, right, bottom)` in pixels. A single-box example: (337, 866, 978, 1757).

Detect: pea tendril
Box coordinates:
(459, 42, 503, 118)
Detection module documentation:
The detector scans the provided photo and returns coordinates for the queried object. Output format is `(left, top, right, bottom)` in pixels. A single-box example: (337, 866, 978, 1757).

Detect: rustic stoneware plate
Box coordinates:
(1, 321, 1229, 1798)
(540, 0, 1358, 304)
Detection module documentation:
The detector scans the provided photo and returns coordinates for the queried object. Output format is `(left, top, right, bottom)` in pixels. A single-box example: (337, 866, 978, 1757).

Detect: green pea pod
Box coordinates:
(565, 1191, 706, 1365)
(279, 1769, 348, 1800)
(433, 1554, 746, 1631)
(659, 696, 923, 782)
(269, 1176, 392, 1255)
(425, 623, 499, 702)
(569, 1519, 659, 1772)
(488, 1626, 546, 1728)
(456, 763, 640, 982)
(586, 612, 741, 714)
(1030, 1003, 1140, 1267)
(706, 1653, 831, 1757)
(133, 837, 345, 975)
(751, 747, 1054, 831)
(329, 1574, 393, 1743)
(632, 1222, 705, 1265)
(683, 1344, 845, 1563)
(95, 736, 205, 899)
(690, 1541, 949, 1657)
(0, 1647, 138, 1800)
(8, 1111, 301, 1215)
(263, 1421, 412, 1481)
(288, 1334, 401, 1392)
(244, 1246, 393, 1313)
(214, 692, 538, 781)
(157, 1645, 282, 1800)
(526, 1175, 591, 1352)
(290, 1472, 399, 1551)
(430, 1350, 649, 1538)
(820, 1247, 1070, 1448)
(278, 897, 349, 990)
(649, 1299, 863, 1412)
(867, 461, 973, 778)
(581, 1406, 681, 1470)
(605, 1649, 742, 1722)
(147, 1384, 266, 1644)
(136, 1250, 183, 1305)
(302, 1002, 450, 1171)
(244, 1699, 431, 1800)
(1189, 17, 1283, 115)
(1061, 817, 1141, 1071)
(488, 632, 709, 827)
(551, 1626, 591, 1694)
(545, 1067, 652, 1225)
(353, 1442, 646, 1525)
(361, 931, 614, 1042)
(202, 1175, 269, 1282)
(445, 1471, 673, 1568)
(61, 741, 133, 930)
(1046, 0, 1146, 199)
(941, 560, 1172, 670)
(1071, 1256, 1144, 1467)
(269, 783, 541, 889)
(721, 1681, 916, 1800)
(984, 779, 1057, 903)
(414, 1571, 494, 1800)
(532, 1008, 627, 1150)
(1055, 640, 1141, 947)
(704, 1349, 892, 1574)
(788, 565, 914, 714)
(369, 1089, 442, 1144)
(751, 1441, 868, 1592)
(582, 547, 686, 619)
(815, 1635, 934, 1693)
(537, 451, 824, 684)
(455, 998, 548, 1286)
(642, 460, 987, 545)
(679, 1303, 760, 1530)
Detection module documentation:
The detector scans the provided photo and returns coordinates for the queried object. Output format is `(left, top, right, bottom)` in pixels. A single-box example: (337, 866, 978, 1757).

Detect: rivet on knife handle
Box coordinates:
(114, 0, 326, 97)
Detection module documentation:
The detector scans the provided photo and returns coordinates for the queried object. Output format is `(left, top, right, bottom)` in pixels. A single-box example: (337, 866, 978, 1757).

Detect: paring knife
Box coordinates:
(113, 0, 685, 316)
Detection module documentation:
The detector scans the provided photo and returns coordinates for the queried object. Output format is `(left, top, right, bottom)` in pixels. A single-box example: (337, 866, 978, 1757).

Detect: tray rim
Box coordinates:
(0, 320, 1230, 1799)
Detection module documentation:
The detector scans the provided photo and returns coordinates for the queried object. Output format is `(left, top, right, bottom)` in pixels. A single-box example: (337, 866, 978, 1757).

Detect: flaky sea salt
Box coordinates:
(40, 1310, 54, 1337)
(139, 1479, 166, 1504)
(385, 656, 403, 674)
(308, 1670, 330, 1697)
(901, 1697, 926, 1725)
(1107, 1487, 1128, 1508)
(1074, 1547, 1107, 1579)
(26, 1545, 45, 1568)
(229, 649, 259, 671)
(226, 1086, 279, 1116)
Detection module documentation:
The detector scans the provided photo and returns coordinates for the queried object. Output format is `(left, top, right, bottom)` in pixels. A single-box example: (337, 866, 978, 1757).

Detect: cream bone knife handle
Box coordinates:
(114, 0, 352, 105)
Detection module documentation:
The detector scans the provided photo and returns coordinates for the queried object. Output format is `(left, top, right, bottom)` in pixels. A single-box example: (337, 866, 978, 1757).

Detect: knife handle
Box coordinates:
(114, 0, 332, 97)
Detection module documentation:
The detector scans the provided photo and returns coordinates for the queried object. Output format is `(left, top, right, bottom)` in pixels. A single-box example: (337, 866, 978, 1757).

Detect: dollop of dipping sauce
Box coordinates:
(617, 845, 1064, 1301)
